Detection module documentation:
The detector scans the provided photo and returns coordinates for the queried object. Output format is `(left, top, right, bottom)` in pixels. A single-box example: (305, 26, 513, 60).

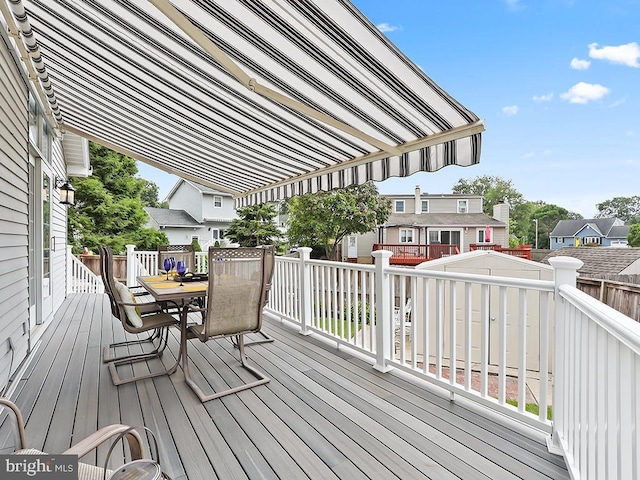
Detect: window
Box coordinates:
(394, 200, 405, 213)
(583, 236, 601, 245)
(421, 200, 429, 213)
(211, 228, 220, 240)
(556, 237, 564, 243)
(399, 228, 414, 243)
(191, 235, 199, 243)
(477, 228, 490, 243)
(457, 200, 468, 213)
(213, 196, 223, 208)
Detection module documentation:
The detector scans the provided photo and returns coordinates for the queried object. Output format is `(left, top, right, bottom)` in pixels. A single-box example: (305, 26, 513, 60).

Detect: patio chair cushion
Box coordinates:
(113, 280, 143, 328)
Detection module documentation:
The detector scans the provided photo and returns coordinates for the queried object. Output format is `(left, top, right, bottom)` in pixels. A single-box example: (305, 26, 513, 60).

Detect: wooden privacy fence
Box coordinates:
(79, 254, 127, 282)
(577, 277, 640, 322)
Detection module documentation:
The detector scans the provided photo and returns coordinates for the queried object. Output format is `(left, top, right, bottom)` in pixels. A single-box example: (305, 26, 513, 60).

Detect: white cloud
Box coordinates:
(560, 82, 610, 104)
(533, 93, 553, 102)
(377, 23, 399, 33)
(502, 105, 519, 116)
(588, 42, 640, 67)
(570, 58, 591, 70)
(504, 0, 523, 11)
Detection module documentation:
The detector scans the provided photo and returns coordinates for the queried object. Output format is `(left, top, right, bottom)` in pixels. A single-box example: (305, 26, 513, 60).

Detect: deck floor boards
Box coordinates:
(1, 294, 570, 480)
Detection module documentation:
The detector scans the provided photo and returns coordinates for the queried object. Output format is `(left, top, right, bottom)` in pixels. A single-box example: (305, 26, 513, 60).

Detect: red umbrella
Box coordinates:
(485, 225, 491, 243)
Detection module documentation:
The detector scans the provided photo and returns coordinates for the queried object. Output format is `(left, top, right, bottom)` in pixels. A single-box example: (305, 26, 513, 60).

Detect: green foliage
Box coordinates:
(505, 399, 552, 420)
(286, 183, 391, 261)
(452, 175, 524, 216)
(596, 196, 640, 224)
(67, 143, 167, 253)
(628, 224, 640, 247)
(224, 203, 281, 247)
(213, 240, 221, 247)
(530, 204, 578, 249)
(139, 179, 163, 207)
(191, 237, 202, 252)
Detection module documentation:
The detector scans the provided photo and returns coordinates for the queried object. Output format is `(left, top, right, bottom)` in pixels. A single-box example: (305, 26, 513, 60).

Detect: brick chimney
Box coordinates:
(414, 185, 421, 214)
(493, 199, 510, 245)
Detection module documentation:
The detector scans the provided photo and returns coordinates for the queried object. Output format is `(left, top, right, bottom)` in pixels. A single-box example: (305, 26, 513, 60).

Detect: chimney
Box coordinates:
(414, 185, 421, 214)
(493, 199, 510, 246)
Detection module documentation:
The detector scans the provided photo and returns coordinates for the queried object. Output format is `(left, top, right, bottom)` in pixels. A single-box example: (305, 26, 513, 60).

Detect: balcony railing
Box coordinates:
(372, 243, 460, 265)
(115, 246, 639, 480)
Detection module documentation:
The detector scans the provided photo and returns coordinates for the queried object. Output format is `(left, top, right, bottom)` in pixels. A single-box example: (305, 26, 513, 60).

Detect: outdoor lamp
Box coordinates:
(56, 177, 75, 206)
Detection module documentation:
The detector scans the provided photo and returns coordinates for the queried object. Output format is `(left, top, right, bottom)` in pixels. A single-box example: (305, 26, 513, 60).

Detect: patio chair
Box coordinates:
(394, 297, 412, 349)
(0, 397, 147, 479)
(181, 247, 270, 402)
(98, 246, 180, 386)
(158, 244, 196, 275)
(241, 245, 275, 347)
(99, 245, 177, 365)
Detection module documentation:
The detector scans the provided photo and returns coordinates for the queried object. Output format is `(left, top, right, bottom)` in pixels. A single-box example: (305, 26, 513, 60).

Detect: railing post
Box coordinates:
(66, 245, 73, 295)
(372, 250, 393, 373)
(126, 244, 136, 287)
(547, 255, 583, 454)
(298, 247, 313, 335)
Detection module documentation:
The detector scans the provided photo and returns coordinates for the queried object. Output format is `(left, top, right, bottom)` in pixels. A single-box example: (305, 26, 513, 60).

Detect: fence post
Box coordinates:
(547, 255, 583, 454)
(298, 247, 313, 335)
(372, 250, 393, 373)
(66, 245, 73, 295)
(126, 244, 136, 287)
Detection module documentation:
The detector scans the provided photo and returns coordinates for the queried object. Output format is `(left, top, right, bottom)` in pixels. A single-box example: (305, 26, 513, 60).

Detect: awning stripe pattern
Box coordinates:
(11, 0, 484, 205)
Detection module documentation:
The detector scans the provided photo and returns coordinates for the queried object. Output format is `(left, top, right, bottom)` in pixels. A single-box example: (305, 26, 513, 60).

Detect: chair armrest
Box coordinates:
(63, 424, 144, 461)
(0, 398, 27, 450)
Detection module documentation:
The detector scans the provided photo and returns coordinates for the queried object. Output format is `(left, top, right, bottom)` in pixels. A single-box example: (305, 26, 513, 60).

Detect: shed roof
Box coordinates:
(542, 247, 640, 276)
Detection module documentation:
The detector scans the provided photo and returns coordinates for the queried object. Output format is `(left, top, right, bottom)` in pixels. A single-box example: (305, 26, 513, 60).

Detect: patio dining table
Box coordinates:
(136, 275, 208, 377)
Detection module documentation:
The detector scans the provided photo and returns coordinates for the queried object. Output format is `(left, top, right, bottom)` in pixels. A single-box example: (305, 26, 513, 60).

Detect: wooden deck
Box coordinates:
(0, 293, 569, 479)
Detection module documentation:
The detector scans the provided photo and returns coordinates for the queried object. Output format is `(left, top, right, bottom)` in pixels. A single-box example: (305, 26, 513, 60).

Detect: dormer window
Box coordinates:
(394, 200, 405, 213)
(213, 195, 222, 208)
(457, 200, 468, 213)
(421, 200, 429, 213)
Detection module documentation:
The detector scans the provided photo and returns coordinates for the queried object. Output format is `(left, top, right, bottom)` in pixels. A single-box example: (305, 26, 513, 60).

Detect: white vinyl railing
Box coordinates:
(122, 245, 640, 480)
(551, 275, 640, 480)
(66, 246, 103, 294)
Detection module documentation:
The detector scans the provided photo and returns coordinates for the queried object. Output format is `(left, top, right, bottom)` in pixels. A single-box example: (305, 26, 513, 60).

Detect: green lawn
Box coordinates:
(506, 398, 553, 420)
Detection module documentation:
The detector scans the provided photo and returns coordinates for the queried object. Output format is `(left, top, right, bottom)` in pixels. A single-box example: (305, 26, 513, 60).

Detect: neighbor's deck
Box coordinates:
(0, 293, 568, 479)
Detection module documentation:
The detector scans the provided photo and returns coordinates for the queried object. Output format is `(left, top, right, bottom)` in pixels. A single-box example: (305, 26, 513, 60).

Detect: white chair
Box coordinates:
(394, 298, 412, 347)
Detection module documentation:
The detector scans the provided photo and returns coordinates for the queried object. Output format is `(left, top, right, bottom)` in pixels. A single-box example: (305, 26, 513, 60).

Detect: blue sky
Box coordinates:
(138, 0, 639, 218)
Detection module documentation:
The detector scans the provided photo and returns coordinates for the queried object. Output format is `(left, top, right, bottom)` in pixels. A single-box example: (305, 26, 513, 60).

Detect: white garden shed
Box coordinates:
(414, 250, 554, 373)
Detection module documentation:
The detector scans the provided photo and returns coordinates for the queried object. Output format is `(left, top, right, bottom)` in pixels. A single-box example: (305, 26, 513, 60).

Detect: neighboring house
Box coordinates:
(550, 218, 629, 250)
(146, 179, 238, 248)
(542, 247, 640, 278)
(345, 186, 510, 262)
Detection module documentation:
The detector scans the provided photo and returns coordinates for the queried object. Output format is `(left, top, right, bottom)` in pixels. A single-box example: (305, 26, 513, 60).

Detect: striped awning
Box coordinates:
(7, 0, 484, 205)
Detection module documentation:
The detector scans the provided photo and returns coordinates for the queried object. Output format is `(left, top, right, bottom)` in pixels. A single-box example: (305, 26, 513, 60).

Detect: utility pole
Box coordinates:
(533, 218, 539, 249)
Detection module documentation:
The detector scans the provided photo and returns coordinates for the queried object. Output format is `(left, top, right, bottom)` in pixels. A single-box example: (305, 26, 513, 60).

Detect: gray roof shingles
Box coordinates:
(385, 213, 504, 227)
(145, 207, 199, 227)
(542, 247, 640, 276)
(550, 218, 624, 237)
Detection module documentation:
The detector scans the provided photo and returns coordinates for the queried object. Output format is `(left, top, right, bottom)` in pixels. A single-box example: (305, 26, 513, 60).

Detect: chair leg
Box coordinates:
(234, 329, 274, 347)
(102, 328, 165, 363)
(108, 327, 180, 386)
(183, 333, 270, 403)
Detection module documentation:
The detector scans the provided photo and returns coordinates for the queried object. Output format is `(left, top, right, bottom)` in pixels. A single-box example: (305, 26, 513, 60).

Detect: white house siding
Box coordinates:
(201, 192, 235, 220)
(0, 35, 29, 388)
(50, 139, 68, 314)
(169, 182, 203, 220)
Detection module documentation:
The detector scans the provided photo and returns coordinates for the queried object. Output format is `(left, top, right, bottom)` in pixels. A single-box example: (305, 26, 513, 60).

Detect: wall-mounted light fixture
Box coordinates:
(55, 177, 75, 206)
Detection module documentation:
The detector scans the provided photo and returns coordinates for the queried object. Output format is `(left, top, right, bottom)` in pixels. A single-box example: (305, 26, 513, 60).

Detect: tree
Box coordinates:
(140, 179, 168, 208)
(628, 224, 640, 247)
(286, 183, 392, 261)
(530, 204, 576, 249)
(224, 203, 281, 247)
(596, 196, 640, 224)
(452, 175, 524, 216)
(67, 143, 168, 253)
